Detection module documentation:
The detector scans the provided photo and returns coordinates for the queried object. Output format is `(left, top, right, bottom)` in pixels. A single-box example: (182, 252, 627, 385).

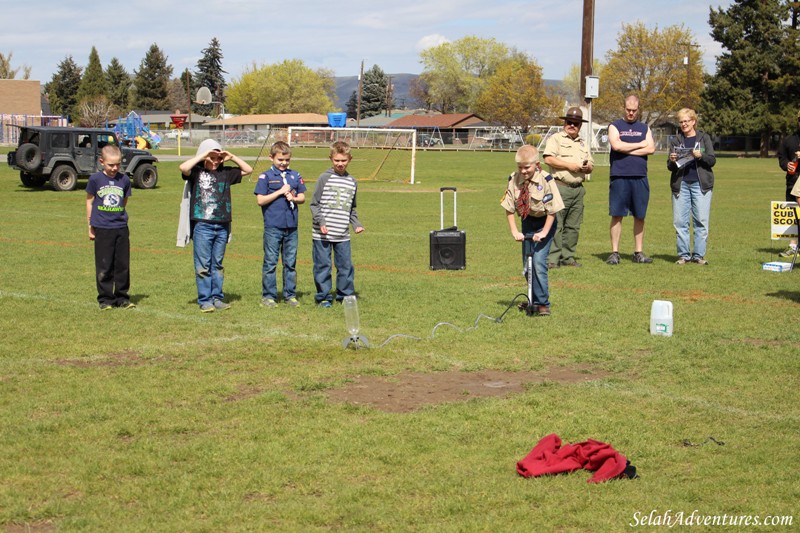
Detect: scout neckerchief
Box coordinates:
(514, 162, 542, 220)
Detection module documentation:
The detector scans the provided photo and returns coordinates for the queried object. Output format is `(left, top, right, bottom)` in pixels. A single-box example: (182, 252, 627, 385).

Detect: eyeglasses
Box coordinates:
(679, 119, 693, 124)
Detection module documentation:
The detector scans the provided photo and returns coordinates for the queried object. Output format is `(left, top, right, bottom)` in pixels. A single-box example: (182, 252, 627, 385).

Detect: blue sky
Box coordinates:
(1, 0, 732, 84)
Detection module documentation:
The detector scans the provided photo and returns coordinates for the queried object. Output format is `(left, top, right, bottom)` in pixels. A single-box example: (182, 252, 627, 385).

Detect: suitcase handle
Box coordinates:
(440, 187, 457, 229)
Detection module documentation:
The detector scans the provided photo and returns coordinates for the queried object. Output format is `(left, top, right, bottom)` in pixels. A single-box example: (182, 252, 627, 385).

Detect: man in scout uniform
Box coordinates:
(543, 106, 594, 268)
(502, 145, 565, 316)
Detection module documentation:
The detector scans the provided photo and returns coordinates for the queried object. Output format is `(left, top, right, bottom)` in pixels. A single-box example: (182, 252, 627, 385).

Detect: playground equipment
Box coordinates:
(110, 111, 161, 149)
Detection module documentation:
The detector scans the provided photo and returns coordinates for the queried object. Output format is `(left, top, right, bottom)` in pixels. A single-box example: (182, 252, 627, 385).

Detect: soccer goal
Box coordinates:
(287, 127, 417, 184)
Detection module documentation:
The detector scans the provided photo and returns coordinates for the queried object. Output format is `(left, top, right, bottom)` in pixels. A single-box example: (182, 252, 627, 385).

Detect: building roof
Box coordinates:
(205, 113, 330, 127)
(386, 113, 484, 129)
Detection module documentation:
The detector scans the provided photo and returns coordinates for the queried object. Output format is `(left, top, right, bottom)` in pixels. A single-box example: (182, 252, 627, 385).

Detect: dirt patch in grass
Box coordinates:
(3, 520, 57, 533)
(55, 350, 145, 368)
(327, 365, 610, 413)
(224, 385, 264, 402)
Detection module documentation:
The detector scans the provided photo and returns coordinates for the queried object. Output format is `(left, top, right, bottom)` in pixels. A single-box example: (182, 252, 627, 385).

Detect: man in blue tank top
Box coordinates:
(606, 95, 656, 265)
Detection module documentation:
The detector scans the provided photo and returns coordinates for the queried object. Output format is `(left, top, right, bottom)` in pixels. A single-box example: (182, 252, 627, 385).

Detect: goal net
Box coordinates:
(287, 127, 417, 184)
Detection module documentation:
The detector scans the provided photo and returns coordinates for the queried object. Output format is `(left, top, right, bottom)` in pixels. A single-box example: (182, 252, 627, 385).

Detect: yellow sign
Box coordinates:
(771, 201, 799, 240)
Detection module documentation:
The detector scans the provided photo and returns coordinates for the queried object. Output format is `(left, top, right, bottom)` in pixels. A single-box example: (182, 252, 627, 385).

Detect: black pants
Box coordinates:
(94, 226, 130, 306)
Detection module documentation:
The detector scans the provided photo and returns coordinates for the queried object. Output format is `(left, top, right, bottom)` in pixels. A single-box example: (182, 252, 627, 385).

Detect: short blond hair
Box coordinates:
(515, 144, 538, 164)
(676, 108, 697, 123)
(270, 141, 291, 157)
(330, 140, 351, 158)
(100, 144, 121, 160)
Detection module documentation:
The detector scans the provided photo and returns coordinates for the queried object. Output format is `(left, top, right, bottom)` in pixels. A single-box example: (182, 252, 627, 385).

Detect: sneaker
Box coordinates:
(779, 246, 798, 258)
(546, 262, 559, 269)
(606, 252, 621, 265)
(99, 303, 114, 311)
(692, 257, 709, 266)
(117, 300, 136, 309)
(536, 305, 551, 316)
(675, 257, 690, 265)
(260, 298, 277, 308)
(200, 304, 215, 313)
(632, 252, 653, 264)
(560, 259, 582, 267)
(318, 300, 332, 308)
(213, 299, 231, 310)
(285, 297, 300, 307)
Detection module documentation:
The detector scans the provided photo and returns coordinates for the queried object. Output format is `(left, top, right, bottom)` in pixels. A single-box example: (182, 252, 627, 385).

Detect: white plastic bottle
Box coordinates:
(650, 300, 673, 336)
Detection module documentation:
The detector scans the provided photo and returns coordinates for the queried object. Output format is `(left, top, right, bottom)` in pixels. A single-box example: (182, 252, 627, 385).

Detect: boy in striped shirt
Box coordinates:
(309, 141, 365, 307)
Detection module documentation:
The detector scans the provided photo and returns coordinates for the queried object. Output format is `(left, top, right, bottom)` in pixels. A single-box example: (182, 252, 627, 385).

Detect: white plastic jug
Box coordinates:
(650, 300, 673, 336)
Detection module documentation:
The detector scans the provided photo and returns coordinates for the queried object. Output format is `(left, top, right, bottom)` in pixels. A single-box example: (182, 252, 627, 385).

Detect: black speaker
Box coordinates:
(430, 230, 466, 270)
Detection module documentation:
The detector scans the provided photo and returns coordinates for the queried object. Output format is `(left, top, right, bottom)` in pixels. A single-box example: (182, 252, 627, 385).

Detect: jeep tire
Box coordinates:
(133, 163, 158, 189)
(20, 171, 46, 188)
(50, 165, 78, 192)
(16, 143, 42, 171)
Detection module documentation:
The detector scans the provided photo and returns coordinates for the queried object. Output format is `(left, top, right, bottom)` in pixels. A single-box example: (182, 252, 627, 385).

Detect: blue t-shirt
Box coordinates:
(610, 118, 650, 177)
(86, 171, 131, 229)
(254, 166, 307, 229)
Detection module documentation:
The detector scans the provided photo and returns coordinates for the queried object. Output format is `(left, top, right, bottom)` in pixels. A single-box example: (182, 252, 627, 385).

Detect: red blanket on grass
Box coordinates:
(516, 433, 628, 483)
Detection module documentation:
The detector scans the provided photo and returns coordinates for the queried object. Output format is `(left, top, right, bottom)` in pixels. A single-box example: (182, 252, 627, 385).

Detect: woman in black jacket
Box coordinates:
(667, 108, 716, 265)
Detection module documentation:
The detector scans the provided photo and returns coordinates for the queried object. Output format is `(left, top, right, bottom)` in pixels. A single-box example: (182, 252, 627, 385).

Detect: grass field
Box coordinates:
(0, 146, 798, 531)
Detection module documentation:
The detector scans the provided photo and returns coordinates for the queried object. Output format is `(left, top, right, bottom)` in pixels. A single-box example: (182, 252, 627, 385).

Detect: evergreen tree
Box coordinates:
(46, 55, 82, 121)
(701, 0, 792, 156)
(360, 65, 390, 118)
(346, 90, 358, 119)
(76, 47, 107, 104)
(193, 37, 226, 116)
(105, 57, 131, 110)
(132, 44, 173, 111)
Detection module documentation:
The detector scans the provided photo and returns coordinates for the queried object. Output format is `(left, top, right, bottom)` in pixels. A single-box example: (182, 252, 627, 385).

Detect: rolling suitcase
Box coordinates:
(430, 187, 466, 270)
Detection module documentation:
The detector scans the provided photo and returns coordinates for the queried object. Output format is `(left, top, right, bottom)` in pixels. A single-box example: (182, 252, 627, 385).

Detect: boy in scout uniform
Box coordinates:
(543, 106, 594, 268)
(502, 145, 565, 316)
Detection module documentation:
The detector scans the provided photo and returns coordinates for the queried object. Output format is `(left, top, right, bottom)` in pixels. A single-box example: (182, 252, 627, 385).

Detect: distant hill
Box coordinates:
(333, 74, 563, 112)
(334, 73, 420, 112)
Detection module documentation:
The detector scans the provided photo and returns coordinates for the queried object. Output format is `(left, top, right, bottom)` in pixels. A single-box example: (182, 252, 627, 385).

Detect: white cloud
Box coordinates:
(416, 34, 450, 53)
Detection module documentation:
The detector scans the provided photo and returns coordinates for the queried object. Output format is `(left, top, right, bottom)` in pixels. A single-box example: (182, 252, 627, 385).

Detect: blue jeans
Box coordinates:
(521, 216, 557, 307)
(262, 227, 298, 300)
(312, 239, 354, 303)
(672, 181, 712, 259)
(192, 222, 229, 307)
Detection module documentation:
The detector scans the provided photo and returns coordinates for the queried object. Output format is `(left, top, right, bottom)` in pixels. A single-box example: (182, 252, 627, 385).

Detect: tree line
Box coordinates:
(2, 1, 798, 153)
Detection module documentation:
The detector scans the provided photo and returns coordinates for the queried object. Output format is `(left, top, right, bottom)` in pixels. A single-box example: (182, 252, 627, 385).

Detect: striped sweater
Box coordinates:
(309, 169, 363, 242)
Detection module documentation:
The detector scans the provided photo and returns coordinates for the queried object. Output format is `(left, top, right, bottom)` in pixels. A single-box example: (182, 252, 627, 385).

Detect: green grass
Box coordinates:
(0, 148, 798, 531)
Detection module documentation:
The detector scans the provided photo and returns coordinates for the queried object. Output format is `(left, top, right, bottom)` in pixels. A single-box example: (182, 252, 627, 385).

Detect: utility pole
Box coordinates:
(184, 69, 192, 139)
(385, 75, 394, 117)
(580, 0, 595, 106)
(356, 60, 364, 127)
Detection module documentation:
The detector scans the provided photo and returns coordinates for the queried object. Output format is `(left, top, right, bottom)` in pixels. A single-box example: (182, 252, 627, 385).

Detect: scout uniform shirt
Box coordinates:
(543, 130, 593, 186)
(501, 166, 564, 219)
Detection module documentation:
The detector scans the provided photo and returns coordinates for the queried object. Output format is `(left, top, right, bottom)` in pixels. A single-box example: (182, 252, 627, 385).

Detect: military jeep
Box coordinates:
(7, 126, 159, 191)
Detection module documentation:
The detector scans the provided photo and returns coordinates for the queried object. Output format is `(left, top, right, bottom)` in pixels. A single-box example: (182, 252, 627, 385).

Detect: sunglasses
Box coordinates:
(565, 120, 582, 127)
